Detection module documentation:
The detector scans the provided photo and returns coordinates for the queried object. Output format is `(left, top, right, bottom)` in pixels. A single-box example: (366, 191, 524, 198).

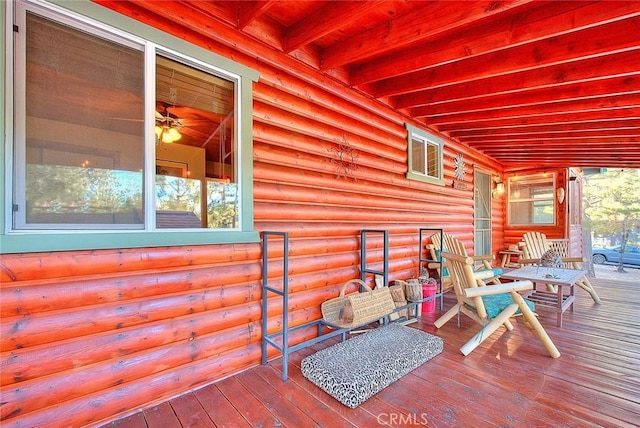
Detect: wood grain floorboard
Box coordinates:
(193, 384, 251, 428)
(102, 277, 640, 427)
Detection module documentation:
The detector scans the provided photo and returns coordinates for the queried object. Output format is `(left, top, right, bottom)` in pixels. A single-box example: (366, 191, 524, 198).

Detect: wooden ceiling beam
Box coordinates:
(471, 137, 640, 148)
(462, 129, 640, 143)
(320, 0, 534, 70)
(482, 156, 640, 163)
(450, 120, 640, 138)
(497, 153, 640, 158)
(476, 142, 640, 150)
(283, 1, 385, 54)
(435, 107, 640, 132)
(413, 74, 640, 116)
(479, 151, 640, 160)
(498, 156, 640, 168)
(421, 94, 640, 123)
(505, 161, 639, 169)
(484, 142, 640, 151)
(478, 149, 640, 160)
(351, 0, 640, 86)
(480, 154, 640, 163)
(237, 1, 276, 29)
(419, 93, 640, 124)
(177, 0, 237, 26)
(481, 153, 640, 160)
(464, 128, 640, 144)
(393, 52, 640, 109)
(375, 15, 640, 98)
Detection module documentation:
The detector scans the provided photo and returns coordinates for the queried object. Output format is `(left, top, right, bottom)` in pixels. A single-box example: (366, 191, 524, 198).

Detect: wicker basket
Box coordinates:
(389, 284, 408, 319)
(321, 279, 396, 328)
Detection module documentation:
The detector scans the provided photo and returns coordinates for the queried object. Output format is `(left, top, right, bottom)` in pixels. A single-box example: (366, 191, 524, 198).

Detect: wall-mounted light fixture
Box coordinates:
(492, 176, 505, 198)
(557, 187, 565, 204)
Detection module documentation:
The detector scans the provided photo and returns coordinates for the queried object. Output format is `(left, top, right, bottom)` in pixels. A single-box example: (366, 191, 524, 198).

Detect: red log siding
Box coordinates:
(1, 2, 514, 426)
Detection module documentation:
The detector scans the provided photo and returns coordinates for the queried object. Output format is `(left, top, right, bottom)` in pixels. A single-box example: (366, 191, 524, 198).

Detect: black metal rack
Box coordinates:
(359, 229, 389, 286)
(419, 227, 445, 310)
(261, 231, 356, 381)
(261, 228, 444, 381)
(357, 228, 444, 322)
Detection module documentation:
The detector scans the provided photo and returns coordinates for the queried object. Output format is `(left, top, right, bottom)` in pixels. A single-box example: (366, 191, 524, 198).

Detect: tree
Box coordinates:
(584, 169, 640, 272)
(26, 164, 143, 223)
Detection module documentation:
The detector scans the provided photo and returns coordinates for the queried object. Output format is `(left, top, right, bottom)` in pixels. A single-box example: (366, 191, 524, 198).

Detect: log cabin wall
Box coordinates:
(2, 2, 518, 426)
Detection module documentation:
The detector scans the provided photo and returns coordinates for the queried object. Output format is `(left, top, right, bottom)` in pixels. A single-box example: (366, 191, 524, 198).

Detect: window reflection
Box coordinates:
(155, 56, 238, 229)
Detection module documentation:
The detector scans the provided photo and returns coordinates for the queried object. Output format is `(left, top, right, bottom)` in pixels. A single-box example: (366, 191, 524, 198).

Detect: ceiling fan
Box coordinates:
(155, 104, 183, 144)
(107, 102, 217, 145)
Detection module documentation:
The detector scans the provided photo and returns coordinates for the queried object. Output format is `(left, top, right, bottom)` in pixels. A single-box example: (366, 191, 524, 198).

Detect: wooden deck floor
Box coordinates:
(104, 278, 640, 427)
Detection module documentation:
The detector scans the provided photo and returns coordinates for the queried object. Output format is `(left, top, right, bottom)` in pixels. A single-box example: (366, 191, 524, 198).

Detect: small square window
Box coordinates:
(405, 124, 444, 185)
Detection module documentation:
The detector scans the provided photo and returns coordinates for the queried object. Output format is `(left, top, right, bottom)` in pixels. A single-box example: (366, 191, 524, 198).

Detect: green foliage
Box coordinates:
(156, 175, 202, 214)
(585, 169, 640, 238)
(207, 182, 238, 228)
(26, 164, 239, 229)
(26, 165, 142, 216)
(584, 169, 640, 270)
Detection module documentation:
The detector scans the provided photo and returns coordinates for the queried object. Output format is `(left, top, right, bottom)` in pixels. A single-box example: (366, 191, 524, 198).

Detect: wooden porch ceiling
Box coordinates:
(108, 0, 640, 170)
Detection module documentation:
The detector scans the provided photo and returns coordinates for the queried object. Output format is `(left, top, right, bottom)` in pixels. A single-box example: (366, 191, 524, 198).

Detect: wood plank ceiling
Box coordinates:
(107, 0, 640, 170)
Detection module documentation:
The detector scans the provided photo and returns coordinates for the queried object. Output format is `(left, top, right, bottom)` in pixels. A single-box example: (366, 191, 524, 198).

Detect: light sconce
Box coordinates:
(492, 176, 505, 198)
(155, 110, 183, 144)
(557, 187, 565, 204)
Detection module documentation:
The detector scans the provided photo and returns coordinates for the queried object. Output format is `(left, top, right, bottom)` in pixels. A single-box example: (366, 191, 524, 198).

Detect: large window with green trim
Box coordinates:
(3, 0, 258, 252)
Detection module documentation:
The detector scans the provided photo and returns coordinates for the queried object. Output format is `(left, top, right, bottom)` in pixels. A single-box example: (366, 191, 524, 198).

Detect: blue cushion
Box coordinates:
(480, 293, 535, 319)
(434, 250, 450, 277)
(476, 268, 504, 277)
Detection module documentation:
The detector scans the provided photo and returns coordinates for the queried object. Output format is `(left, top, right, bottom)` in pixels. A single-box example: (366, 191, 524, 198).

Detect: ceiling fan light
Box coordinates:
(168, 127, 181, 141)
(155, 125, 162, 138)
(161, 128, 174, 143)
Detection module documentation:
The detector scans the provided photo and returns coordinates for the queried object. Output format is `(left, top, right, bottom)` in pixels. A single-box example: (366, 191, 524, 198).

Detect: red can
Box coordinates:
(421, 283, 438, 313)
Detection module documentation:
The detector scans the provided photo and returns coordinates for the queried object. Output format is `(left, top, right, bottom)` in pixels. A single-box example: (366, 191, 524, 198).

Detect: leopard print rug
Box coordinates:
(300, 322, 444, 408)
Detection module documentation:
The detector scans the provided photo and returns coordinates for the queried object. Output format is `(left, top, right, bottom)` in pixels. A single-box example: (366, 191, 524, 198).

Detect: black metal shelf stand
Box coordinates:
(261, 231, 353, 381)
(359, 229, 389, 286)
(419, 227, 445, 310)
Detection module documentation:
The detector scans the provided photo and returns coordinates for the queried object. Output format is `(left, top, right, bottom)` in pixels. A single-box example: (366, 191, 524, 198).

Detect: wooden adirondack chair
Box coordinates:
(434, 235, 560, 358)
(520, 231, 601, 304)
(426, 232, 503, 289)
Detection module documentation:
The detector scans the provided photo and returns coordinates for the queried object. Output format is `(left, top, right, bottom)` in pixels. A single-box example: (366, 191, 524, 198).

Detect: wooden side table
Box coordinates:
(501, 266, 584, 327)
(499, 249, 523, 268)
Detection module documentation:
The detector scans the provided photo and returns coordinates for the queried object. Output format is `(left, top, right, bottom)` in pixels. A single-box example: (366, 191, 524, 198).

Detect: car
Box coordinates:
(592, 244, 640, 266)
